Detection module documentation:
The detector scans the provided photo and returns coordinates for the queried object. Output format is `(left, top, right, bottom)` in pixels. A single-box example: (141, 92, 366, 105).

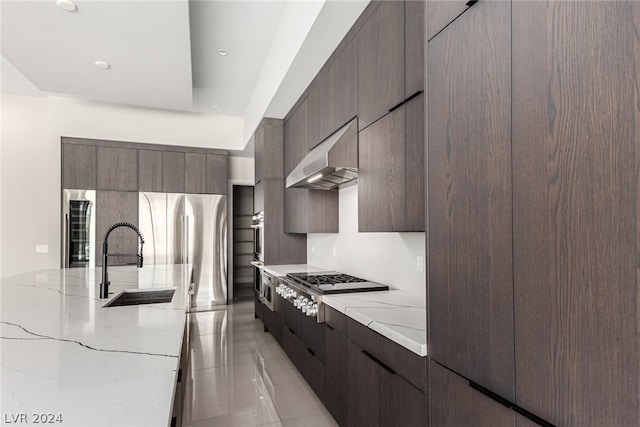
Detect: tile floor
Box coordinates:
(182, 300, 339, 427)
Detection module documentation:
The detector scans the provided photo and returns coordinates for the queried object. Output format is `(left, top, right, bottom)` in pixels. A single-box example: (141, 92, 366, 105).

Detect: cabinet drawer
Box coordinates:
(324, 305, 348, 335)
(347, 317, 426, 392)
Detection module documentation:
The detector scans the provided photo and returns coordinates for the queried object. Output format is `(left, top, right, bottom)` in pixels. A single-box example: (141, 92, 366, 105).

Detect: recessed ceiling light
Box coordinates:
(56, 0, 77, 12)
(94, 61, 111, 70)
(217, 49, 228, 56)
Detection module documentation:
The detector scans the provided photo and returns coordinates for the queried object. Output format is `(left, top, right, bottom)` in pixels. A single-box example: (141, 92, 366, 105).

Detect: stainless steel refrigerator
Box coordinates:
(138, 192, 227, 312)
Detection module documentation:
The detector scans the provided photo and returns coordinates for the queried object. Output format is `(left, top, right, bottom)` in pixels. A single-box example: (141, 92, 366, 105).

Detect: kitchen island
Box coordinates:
(1, 265, 188, 427)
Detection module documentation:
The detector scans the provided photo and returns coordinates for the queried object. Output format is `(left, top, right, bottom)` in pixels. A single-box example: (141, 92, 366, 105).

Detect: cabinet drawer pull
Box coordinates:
(325, 323, 334, 331)
(288, 327, 295, 335)
(468, 381, 555, 427)
(307, 348, 316, 357)
(177, 368, 182, 383)
(465, 0, 478, 7)
(388, 100, 405, 113)
(362, 350, 396, 375)
(404, 90, 424, 104)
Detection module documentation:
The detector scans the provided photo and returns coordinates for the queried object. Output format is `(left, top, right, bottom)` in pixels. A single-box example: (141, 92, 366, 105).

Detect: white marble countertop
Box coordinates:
(323, 290, 427, 357)
(1, 265, 188, 427)
(262, 264, 328, 277)
(263, 264, 427, 357)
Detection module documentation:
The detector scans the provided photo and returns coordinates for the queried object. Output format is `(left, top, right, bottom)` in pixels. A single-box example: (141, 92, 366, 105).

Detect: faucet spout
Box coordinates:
(99, 222, 145, 299)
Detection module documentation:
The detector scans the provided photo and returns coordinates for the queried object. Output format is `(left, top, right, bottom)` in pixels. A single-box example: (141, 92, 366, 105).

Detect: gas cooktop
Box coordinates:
(286, 271, 389, 294)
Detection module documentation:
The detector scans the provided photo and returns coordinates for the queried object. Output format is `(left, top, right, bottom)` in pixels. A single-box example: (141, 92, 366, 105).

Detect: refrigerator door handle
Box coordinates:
(63, 213, 70, 268)
(185, 215, 190, 265)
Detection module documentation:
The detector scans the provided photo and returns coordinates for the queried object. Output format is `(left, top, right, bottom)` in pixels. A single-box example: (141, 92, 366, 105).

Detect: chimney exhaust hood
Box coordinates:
(286, 118, 358, 190)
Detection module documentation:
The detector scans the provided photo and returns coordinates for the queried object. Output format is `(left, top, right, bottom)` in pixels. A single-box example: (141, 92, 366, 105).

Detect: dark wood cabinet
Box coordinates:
(426, 0, 470, 41)
(404, 0, 425, 96)
(62, 143, 96, 189)
(97, 146, 138, 192)
(324, 320, 348, 426)
(254, 118, 284, 183)
(307, 70, 331, 150)
(358, 94, 424, 232)
(430, 361, 514, 427)
(206, 154, 227, 195)
(185, 153, 206, 194)
(138, 149, 163, 192)
(357, 0, 405, 130)
(283, 99, 308, 176)
(358, 101, 405, 232)
(254, 180, 264, 214)
(283, 99, 338, 234)
(512, 2, 640, 426)
(347, 339, 381, 427)
(329, 36, 358, 135)
(162, 151, 185, 193)
(95, 191, 139, 267)
(254, 293, 263, 320)
(347, 337, 426, 427)
(427, 0, 514, 399)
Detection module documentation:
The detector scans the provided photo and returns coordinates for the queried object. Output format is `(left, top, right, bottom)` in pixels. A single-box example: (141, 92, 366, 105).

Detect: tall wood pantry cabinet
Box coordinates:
(427, 1, 640, 426)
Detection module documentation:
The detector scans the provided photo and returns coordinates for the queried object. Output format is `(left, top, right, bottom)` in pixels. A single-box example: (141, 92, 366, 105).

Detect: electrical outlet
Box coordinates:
(312, 245, 315, 253)
(36, 245, 48, 254)
(416, 255, 424, 272)
(332, 247, 337, 257)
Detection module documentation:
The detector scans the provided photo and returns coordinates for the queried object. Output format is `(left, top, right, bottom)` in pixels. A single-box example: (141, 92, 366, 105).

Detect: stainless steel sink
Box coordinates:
(103, 288, 176, 307)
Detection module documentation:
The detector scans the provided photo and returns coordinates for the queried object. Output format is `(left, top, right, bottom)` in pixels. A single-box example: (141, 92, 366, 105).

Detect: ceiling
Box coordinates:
(0, 0, 369, 151)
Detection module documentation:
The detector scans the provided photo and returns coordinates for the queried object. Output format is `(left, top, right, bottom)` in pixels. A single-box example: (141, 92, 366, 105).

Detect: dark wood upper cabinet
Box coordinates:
(358, 102, 406, 232)
(284, 99, 338, 234)
(358, 93, 424, 233)
(185, 153, 206, 194)
(206, 154, 227, 195)
(405, 0, 425, 96)
(138, 149, 162, 192)
(329, 36, 358, 133)
(284, 99, 308, 176)
(428, 0, 514, 400)
(162, 151, 185, 193)
(97, 146, 138, 192)
(62, 143, 96, 189)
(357, 0, 405, 130)
(512, 2, 640, 426)
(254, 126, 264, 184)
(430, 361, 515, 427)
(255, 118, 284, 183)
(426, 0, 470, 42)
(95, 190, 138, 266)
(307, 70, 332, 150)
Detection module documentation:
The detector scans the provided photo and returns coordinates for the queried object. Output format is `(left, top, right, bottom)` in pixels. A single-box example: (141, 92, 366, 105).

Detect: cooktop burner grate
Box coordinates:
(290, 273, 367, 286)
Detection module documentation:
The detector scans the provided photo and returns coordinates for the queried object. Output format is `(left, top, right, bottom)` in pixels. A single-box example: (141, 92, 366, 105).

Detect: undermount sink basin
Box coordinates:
(103, 288, 176, 308)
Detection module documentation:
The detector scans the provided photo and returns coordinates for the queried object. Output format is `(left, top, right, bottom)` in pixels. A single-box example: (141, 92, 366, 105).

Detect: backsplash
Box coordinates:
(307, 184, 426, 296)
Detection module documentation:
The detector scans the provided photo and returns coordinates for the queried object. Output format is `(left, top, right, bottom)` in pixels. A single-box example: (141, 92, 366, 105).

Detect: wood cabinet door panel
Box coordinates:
(426, 0, 470, 41)
(430, 361, 514, 427)
(325, 325, 348, 426)
(405, 0, 425, 96)
(138, 149, 162, 192)
(162, 152, 185, 193)
(97, 146, 138, 191)
(380, 368, 426, 427)
(206, 154, 227, 195)
(330, 36, 358, 132)
(427, 0, 514, 399)
(404, 93, 425, 231)
(307, 71, 332, 150)
(512, 2, 640, 425)
(185, 153, 206, 194)
(284, 188, 307, 234)
(357, 0, 404, 130)
(358, 106, 406, 232)
(284, 99, 308, 176)
(347, 340, 380, 427)
(62, 143, 96, 189)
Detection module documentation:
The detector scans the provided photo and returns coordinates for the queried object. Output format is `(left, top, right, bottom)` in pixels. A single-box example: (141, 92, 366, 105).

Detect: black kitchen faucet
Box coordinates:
(99, 222, 145, 299)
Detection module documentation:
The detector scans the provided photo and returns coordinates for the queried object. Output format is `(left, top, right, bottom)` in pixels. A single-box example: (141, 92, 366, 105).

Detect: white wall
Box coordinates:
(307, 184, 426, 297)
(1, 94, 55, 278)
(0, 93, 253, 278)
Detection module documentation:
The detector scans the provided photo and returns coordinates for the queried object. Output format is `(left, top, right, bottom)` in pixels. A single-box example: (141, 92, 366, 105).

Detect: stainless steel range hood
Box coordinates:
(286, 118, 358, 190)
